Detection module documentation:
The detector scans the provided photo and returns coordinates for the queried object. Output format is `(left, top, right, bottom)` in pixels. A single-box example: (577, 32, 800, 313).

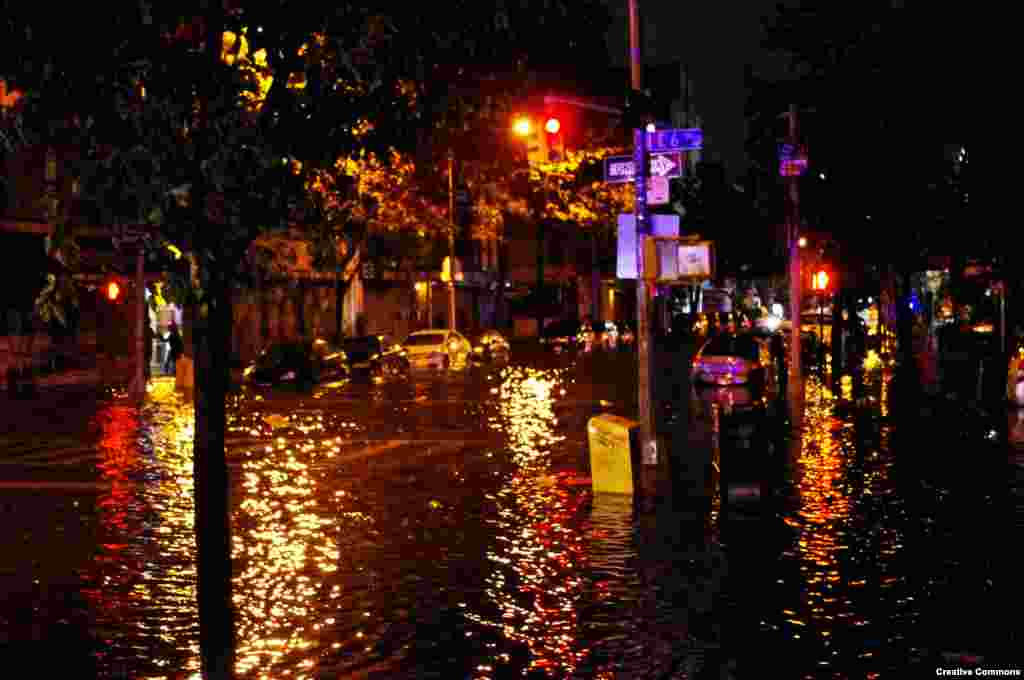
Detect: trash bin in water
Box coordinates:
(587, 414, 641, 495)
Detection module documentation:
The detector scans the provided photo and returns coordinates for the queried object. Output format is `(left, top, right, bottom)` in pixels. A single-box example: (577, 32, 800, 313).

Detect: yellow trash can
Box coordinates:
(587, 414, 641, 495)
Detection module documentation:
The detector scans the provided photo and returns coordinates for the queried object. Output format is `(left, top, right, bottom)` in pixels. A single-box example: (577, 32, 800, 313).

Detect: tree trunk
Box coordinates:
(192, 274, 236, 680)
(193, 5, 234, 678)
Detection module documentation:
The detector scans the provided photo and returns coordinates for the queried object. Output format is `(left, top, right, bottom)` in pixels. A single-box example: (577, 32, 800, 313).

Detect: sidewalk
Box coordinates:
(2, 341, 135, 395)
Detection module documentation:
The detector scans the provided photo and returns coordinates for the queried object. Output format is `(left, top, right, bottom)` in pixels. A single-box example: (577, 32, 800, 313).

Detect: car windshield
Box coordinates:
(542, 321, 578, 337)
(702, 335, 760, 361)
(404, 332, 447, 346)
(257, 343, 308, 367)
(342, 337, 381, 357)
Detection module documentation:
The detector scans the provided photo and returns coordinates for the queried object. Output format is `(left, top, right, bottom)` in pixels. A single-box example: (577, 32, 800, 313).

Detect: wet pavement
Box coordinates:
(0, 344, 1021, 678)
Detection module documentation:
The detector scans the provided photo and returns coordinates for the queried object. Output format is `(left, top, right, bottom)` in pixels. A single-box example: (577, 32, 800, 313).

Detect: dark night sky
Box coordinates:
(601, 0, 781, 179)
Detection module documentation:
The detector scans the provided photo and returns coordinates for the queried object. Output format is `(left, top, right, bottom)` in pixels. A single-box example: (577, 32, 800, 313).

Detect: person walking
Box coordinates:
(143, 320, 155, 380)
(164, 321, 183, 376)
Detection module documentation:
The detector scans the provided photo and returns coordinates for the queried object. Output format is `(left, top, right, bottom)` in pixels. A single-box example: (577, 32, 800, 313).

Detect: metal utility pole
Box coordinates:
(629, 0, 657, 466)
(628, 0, 642, 91)
(447, 149, 457, 331)
(786, 104, 802, 383)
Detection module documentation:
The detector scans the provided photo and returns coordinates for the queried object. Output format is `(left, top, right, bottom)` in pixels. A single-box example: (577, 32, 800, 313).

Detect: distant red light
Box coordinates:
(545, 118, 560, 134)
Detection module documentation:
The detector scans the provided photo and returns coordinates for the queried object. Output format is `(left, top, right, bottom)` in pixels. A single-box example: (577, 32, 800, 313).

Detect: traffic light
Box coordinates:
(812, 270, 829, 291)
(106, 279, 121, 302)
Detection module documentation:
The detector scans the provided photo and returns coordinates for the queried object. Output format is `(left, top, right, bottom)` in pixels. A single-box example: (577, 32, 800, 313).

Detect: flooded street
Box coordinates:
(0, 348, 1020, 678)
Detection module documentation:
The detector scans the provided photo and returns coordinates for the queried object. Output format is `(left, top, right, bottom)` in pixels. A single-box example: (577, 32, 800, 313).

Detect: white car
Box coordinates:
(401, 329, 472, 370)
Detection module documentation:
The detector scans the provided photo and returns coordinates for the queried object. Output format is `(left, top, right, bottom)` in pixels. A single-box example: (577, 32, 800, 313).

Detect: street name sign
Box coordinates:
(646, 128, 703, 153)
(603, 151, 683, 184)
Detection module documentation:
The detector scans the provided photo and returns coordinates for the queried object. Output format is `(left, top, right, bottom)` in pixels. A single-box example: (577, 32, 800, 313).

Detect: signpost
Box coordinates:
(646, 176, 669, 205)
(611, 127, 703, 471)
(604, 151, 683, 183)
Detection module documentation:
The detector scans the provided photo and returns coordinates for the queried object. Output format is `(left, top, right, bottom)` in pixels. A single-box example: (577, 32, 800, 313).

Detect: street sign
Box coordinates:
(645, 128, 702, 153)
(647, 176, 669, 205)
(603, 151, 683, 184)
(616, 214, 679, 279)
(779, 159, 807, 176)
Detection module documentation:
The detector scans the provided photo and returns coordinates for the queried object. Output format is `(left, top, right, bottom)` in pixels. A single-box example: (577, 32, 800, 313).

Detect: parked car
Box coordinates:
(589, 320, 620, 349)
(691, 332, 775, 396)
(401, 329, 472, 370)
(341, 334, 409, 378)
(539, 319, 581, 352)
(470, 330, 511, 363)
(243, 338, 348, 387)
(618, 322, 636, 347)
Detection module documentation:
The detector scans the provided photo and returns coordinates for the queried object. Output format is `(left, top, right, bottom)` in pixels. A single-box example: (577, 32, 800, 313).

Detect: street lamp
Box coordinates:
(513, 116, 531, 137)
(798, 236, 807, 248)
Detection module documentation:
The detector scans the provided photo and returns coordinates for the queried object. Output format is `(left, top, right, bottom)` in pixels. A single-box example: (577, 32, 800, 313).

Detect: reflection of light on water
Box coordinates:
(471, 366, 588, 678)
(863, 349, 883, 372)
(783, 375, 851, 667)
(84, 378, 202, 677)
(840, 375, 853, 401)
(772, 373, 905, 672)
(233, 409, 341, 678)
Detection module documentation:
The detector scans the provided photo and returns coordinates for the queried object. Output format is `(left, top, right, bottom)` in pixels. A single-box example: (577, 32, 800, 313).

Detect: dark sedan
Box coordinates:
(243, 339, 349, 387)
(341, 334, 409, 378)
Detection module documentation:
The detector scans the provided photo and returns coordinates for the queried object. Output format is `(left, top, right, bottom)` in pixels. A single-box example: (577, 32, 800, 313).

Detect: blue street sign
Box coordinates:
(603, 152, 683, 184)
(645, 128, 702, 153)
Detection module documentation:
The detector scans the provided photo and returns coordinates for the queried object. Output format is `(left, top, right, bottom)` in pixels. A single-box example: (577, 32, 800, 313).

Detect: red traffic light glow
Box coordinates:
(544, 117, 560, 134)
(106, 281, 121, 301)
(812, 271, 829, 291)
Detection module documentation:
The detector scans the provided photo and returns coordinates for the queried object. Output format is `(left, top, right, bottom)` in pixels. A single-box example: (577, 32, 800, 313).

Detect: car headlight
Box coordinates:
(281, 370, 296, 381)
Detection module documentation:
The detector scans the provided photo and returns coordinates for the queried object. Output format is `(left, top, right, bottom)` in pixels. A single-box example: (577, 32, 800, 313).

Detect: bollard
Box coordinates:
(587, 414, 641, 495)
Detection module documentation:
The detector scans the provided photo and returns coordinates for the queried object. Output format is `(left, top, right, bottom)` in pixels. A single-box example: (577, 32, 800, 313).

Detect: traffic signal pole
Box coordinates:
(629, 0, 658, 470)
(787, 104, 802, 384)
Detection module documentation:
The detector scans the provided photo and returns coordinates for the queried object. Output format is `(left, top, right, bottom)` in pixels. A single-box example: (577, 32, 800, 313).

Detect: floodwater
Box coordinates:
(0, 348, 1019, 678)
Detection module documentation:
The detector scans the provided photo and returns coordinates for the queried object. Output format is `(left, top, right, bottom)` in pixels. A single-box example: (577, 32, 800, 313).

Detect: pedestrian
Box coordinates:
(164, 321, 183, 376)
(770, 329, 786, 387)
(143, 320, 154, 380)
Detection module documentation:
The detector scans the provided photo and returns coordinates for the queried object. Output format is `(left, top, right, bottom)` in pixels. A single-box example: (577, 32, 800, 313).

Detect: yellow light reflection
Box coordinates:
(787, 375, 851, 664)
(232, 406, 342, 678)
(469, 366, 588, 678)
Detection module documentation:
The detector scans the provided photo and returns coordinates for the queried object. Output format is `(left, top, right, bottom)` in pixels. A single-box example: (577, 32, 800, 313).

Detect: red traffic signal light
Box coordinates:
(106, 280, 121, 302)
(812, 270, 829, 291)
(544, 117, 560, 134)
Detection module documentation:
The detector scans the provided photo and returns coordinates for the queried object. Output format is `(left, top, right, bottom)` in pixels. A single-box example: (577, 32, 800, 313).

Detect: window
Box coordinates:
(404, 332, 447, 346)
(703, 335, 760, 361)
